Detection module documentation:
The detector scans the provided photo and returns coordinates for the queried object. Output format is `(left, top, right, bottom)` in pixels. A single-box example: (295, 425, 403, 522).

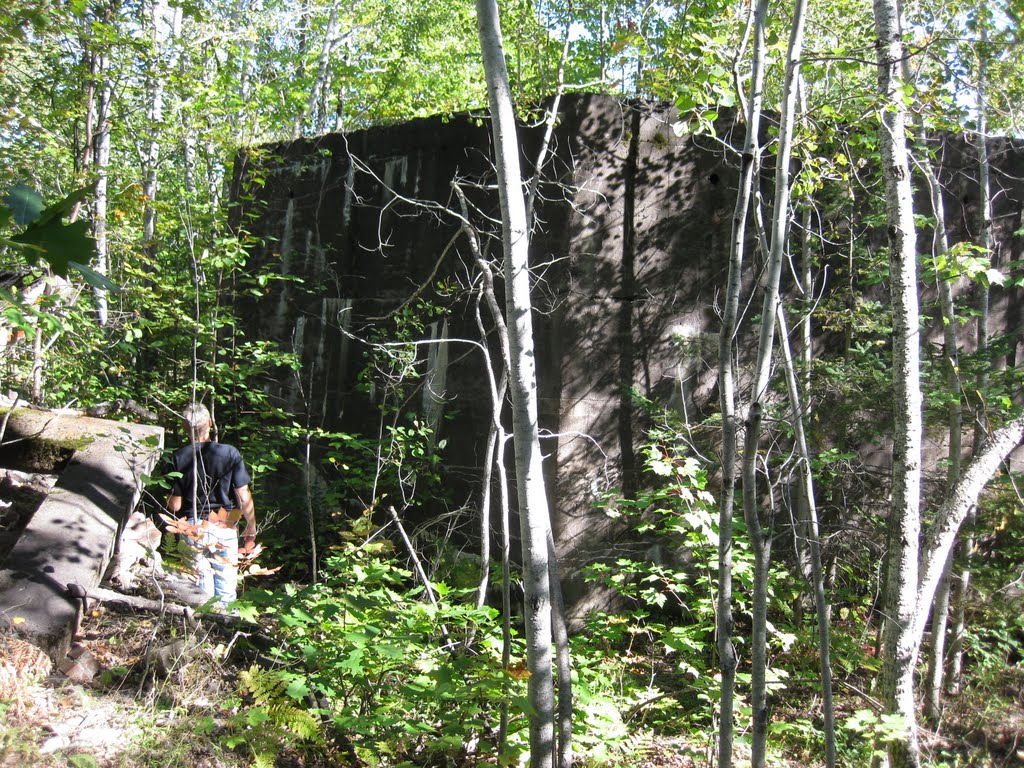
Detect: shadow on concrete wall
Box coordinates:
(230, 94, 1024, 618)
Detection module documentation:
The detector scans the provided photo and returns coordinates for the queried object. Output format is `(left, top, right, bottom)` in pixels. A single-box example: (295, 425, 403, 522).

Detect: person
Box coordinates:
(167, 403, 256, 607)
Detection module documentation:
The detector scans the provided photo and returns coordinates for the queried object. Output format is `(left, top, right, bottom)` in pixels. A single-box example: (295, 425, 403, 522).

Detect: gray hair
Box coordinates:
(182, 403, 212, 441)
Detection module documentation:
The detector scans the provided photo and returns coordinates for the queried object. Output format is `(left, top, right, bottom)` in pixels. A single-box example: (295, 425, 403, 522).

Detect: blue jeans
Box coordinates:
(180, 523, 239, 607)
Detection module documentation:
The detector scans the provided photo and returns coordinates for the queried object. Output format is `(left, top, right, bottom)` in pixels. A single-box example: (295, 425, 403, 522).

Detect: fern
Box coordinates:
(227, 665, 323, 765)
(239, 665, 289, 705)
(266, 701, 322, 741)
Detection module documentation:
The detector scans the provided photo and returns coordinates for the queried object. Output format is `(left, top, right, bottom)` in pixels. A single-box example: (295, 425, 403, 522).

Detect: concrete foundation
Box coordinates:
(0, 409, 163, 661)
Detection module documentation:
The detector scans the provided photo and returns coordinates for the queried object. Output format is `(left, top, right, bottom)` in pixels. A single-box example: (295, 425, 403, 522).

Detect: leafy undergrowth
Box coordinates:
(0, 605, 705, 768)
(767, 631, 1024, 768)
(921, 665, 1024, 768)
(3, 603, 1022, 767)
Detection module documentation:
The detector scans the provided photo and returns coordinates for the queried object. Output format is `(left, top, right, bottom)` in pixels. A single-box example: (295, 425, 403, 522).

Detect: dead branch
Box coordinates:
(66, 583, 247, 628)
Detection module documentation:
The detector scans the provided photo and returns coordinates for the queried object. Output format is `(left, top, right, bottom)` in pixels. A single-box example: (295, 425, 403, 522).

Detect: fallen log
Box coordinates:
(65, 583, 247, 628)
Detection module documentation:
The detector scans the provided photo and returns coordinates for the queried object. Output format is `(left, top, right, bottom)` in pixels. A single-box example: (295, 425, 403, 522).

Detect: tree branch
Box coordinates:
(913, 412, 1024, 651)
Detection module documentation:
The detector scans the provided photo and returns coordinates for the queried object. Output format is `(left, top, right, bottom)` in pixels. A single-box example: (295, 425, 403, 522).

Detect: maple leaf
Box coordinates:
(4, 184, 43, 224)
(12, 217, 96, 277)
(2, 186, 109, 287)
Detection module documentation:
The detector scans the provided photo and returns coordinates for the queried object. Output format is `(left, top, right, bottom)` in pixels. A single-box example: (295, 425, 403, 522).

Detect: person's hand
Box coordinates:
(241, 533, 257, 554)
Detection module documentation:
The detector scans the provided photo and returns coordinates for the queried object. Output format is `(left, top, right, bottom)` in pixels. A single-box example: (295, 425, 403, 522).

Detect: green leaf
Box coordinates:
(676, 93, 696, 113)
(285, 678, 311, 700)
(246, 706, 271, 726)
(68, 260, 117, 291)
(11, 217, 96, 276)
(5, 184, 44, 225)
(35, 187, 90, 225)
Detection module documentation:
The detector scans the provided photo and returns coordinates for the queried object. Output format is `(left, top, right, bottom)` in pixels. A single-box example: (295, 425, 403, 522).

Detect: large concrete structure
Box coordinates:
(231, 94, 1024, 616)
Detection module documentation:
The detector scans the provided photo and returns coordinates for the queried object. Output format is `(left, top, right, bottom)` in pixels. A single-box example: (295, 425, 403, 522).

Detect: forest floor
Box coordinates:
(929, 666, 1024, 766)
(1, 608, 253, 768)
(2, 603, 1023, 767)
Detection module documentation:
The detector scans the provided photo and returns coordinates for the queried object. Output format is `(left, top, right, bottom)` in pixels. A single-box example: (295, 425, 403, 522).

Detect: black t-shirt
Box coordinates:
(170, 441, 251, 517)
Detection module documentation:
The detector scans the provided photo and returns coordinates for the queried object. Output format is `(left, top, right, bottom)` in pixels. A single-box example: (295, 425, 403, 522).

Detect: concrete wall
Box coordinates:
(231, 94, 1024, 616)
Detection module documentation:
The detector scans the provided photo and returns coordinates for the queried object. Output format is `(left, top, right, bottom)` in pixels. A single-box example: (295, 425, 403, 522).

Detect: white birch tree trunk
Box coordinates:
(72, 11, 97, 225)
(912, 414, 1024, 652)
(870, 11, 1020, 762)
(972, 23, 992, 452)
(476, 2, 556, 764)
(92, 4, 113, 328)
(872, 0, 923, 763)
(142, 0, 168, 260)
(294, 3, 341, 139)
(523, 35, 575, 768)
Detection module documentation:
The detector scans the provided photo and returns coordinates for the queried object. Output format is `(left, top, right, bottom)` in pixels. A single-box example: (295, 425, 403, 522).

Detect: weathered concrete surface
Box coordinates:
(0, 409, 163, 660)
(231, 94, 1024, 617)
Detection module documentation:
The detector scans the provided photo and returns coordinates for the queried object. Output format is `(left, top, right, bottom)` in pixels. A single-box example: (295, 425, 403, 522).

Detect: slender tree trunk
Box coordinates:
(31, 319, 44, 401)
(894, 414, 1024, 767)
(287, 0, 311, 138)
(294, 2, 341, 139)
(183, 128, 197, 199)
(972, 22, 992, 452)
(475, 361, 498, 607)
(918, 146, 962, 726)
(912, 414, 1024, 652)
(525, 22, 571, 229)
(871, 19, 1020, 762)
(519, 34, 575, 765)
(799, 206, 814, 403)
(92, 3, 114, 327)
(459, 190, 569, 762)
(788, 205, 813, 618)
(741, 0, 808, 761)
(72, 11, 97, 225)
(230, 0, 254, 140)
(141, 0, 169, 262)
(547, 533, 572, 768)
(948, 44, 992, 689)
(473, 9, 557, 759)
(455, 184, 509, 614)
(717, 1, 768, 762)
(92, 86, 111, 325)
(776, 305, 836, 767)
(455, 204, 515, 740)
(496, 425, 513, 751)
(872, 0, 923, 762)
(179, 23, 199, 204)
(925, 551, 954, 718)
(945, 518, 971, 692)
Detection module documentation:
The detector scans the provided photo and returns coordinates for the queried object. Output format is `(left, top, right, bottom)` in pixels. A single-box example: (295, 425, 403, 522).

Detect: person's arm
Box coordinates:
(236, 484, 256, 550)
